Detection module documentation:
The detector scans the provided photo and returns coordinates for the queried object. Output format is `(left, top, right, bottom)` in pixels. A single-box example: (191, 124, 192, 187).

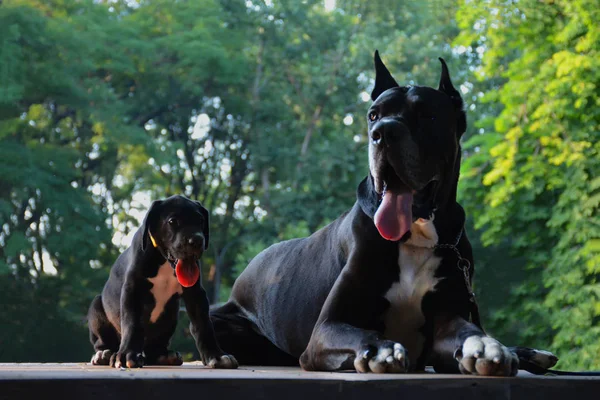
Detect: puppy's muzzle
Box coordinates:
(187, 233, 205, 249)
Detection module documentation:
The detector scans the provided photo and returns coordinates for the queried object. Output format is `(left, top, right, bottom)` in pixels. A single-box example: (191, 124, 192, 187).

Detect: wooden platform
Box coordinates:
(1, 363, 599, 400)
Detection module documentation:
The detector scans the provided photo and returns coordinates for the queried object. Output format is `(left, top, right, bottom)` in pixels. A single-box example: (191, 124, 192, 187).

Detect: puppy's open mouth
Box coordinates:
(168, 257, 200, 288)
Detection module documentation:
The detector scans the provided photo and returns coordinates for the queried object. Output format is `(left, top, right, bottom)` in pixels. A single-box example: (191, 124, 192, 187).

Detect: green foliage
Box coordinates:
(456, 0, 600, 369)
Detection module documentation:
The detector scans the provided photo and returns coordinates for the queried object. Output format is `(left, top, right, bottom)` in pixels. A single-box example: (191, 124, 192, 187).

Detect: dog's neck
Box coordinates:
(405, 217, 439, 249)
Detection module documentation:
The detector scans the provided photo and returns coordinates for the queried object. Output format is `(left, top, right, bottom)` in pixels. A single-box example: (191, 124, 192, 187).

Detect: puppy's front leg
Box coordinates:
(112, 277, 145, 368)
(430, 314, 518, 376)
(182, 281, 238, 369)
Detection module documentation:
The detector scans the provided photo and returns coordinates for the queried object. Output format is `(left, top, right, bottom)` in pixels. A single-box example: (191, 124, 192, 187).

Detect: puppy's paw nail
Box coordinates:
(493, 357, 501, 364)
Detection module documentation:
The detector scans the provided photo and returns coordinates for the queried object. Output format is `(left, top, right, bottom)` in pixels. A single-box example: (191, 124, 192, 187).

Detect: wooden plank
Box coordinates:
(0, 363, 599, 400)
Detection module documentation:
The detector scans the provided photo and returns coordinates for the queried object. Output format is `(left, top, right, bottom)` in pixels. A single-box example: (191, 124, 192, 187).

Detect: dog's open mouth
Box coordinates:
(168, 258, 200, 288)
(374, 172, 414, 242)
(373, 164, 439, 242)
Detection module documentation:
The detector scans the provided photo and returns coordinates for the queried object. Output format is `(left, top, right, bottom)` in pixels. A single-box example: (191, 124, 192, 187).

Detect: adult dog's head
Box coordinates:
(358, 51, 466, 242)
(141, 194, 210, 287)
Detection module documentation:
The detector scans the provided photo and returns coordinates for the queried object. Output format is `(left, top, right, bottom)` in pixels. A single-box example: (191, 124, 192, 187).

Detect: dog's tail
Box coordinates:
(510, 346, 600, 376)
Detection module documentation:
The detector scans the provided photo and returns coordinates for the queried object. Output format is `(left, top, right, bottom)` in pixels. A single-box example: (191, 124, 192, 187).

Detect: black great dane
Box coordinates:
(210, 52, 559, 375)
(87, 195, 237, 369)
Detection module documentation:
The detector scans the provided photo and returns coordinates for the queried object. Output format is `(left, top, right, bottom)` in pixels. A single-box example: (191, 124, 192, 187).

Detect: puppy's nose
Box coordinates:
(188, 233, 204, 248)
(371, 119, 404, 145)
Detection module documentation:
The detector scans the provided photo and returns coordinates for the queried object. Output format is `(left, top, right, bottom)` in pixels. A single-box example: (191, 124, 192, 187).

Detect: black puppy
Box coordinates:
(87, 195, 238, 369)
(209, 52, 558, 375)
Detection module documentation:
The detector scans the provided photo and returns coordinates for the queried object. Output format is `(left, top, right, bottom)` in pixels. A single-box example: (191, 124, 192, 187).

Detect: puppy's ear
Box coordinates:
(195, 201, 210, 250)
(357, 175, 379, 219)
(141, 200, 163, 252)
(438, 57, 467, 137)
(371, 50, 399, 101)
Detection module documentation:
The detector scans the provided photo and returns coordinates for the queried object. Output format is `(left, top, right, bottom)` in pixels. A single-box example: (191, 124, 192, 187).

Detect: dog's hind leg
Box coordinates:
(210, 302, 299, 366)
(509, 346, 559, 373)
(88, 295, 119, 365)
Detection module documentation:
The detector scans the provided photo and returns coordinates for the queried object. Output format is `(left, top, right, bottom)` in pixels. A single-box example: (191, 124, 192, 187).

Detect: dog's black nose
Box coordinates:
(188, 233, 204, 247)
(371, 119, 405, 145)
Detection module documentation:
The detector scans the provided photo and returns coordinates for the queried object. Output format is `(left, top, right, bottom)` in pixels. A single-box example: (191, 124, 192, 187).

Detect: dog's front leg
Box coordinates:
(430, 314, 518, 376)
(181, 282, 238, 369)
(301, 320, 408, 373)
(111, 277, 145, 368)
(300, 267, 408, 373)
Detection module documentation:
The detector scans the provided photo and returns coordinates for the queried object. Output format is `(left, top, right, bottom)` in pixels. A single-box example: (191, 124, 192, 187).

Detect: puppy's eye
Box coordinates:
(368, 111, 378, 122)
(168, 218, 178, 226)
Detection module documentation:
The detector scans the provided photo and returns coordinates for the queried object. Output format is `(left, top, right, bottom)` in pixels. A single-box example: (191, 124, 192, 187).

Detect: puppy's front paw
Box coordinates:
(354, 341, 409, 373)
(205, 354, 238, 369)
(91, 349, 113, 365)
(455, 336, 518, 376)
(110, 350, 145, 369)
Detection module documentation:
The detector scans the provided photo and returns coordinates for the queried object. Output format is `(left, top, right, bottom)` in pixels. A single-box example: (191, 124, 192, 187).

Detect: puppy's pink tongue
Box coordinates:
(374, 190, 413, 241)
(175, 259, 200, 287)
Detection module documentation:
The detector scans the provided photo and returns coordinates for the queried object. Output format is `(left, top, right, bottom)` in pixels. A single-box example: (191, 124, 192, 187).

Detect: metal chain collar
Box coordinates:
(435, 232, 476, 304)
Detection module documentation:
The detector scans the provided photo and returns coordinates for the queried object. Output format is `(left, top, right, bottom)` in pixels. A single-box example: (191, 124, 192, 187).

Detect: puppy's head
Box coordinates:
(141, 195, 209, 287)
(359, 51, 466, 242)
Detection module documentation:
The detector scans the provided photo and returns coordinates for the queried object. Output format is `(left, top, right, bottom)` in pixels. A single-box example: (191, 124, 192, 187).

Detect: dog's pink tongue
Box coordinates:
(374, 190, 413, 241)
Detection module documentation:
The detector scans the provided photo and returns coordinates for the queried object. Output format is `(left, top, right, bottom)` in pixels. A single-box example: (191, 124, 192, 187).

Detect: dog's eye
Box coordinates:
(168, 218, 178, 226)
(368, 111, 378, 122)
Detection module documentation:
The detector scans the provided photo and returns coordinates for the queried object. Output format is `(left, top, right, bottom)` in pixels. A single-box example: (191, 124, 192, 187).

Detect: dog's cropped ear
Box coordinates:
(371, 50, 399, 101)
(195, 201, 210, 250)
(357, 175, 379, 219)
(438, 57, 467, 136)
(141, 200, 163, 252)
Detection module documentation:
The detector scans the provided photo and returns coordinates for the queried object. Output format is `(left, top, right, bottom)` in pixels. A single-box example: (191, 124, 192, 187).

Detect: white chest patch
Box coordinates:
(383, 218, 442, 362)
(147, 262, 183, 323)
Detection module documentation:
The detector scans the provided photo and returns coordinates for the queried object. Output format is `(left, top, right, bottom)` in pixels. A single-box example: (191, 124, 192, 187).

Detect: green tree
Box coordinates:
(456, 0, 600, 369)
(0, 0, 135, 360)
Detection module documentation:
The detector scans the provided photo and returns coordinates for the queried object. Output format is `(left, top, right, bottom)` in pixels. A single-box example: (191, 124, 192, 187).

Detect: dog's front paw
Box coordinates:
(110, 350, 145, 369)
(455, 336, 518, 376)
(91, 350, 113, 365)
(205, 354, 238, 369)
(354, 341, 408, 373)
